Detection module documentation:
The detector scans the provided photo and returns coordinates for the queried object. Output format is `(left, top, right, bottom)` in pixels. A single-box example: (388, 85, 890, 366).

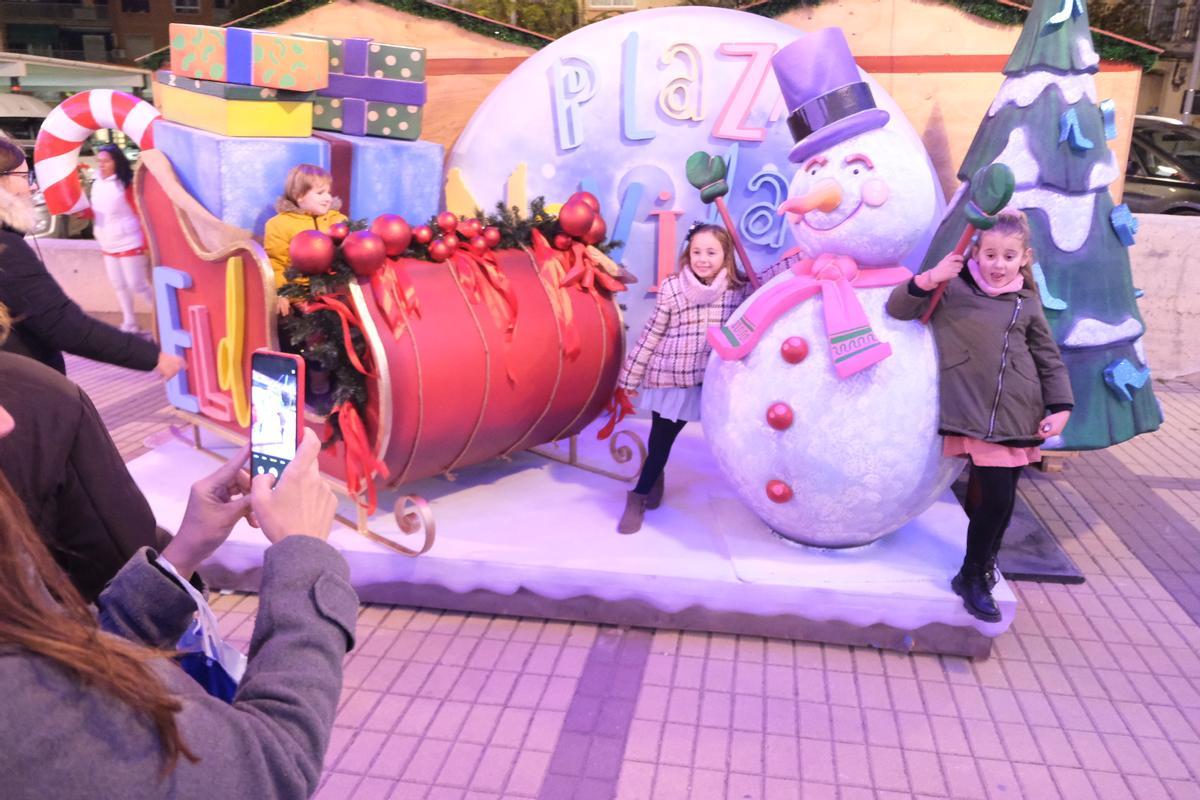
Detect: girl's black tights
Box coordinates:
(634, 412, 688, 495)
(962, 463, 1023, 573)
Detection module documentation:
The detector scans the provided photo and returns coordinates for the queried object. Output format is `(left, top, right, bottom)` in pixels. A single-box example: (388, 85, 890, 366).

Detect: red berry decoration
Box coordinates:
(442, 233, 460, 253)
(428, 239, 451, 262)
(369, 214, 412, 258)
(327, 220, 350, 244)
(413, 225, 434, 245)
(341, 231, 386, 277)
(482, 226, 502, 248)
(552, 233, 573, 251)
(557, 198, 596, 238)
(289, 230, 335, 275)
(781, 336, 810, 364)
(766, 480, 794, 504)
(766, 402, 794, 431)
(458, 218, 482, 239)
(468, 235, 489, 255)
(582, 214, 607, 246)
(573, 191, 600, 212)
(436, 211, 459, 233)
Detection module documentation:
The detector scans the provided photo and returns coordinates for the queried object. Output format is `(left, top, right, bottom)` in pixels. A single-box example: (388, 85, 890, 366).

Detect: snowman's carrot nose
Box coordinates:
(778, 180, 843, 216)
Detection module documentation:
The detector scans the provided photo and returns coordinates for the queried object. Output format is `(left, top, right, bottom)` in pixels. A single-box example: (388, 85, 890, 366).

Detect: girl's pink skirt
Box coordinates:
(943, 435, 1041, 468)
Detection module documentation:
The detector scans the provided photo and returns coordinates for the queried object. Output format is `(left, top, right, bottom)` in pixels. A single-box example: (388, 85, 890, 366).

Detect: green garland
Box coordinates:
(276, 219, 372, 447)
(137, 0, 551, 71)
(391, 198, 618, 260)
(931, 0, 1158, 70)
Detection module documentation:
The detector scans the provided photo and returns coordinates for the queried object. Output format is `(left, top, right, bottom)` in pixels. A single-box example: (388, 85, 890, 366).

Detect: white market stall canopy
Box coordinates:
(0, 51, 150, 94)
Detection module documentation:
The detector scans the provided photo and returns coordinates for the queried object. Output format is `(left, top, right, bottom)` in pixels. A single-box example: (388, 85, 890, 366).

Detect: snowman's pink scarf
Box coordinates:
(708, 250, 912, 379)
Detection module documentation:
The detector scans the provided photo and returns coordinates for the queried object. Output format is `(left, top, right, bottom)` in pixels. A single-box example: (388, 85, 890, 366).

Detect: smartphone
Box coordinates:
(250, 349, 305, 480)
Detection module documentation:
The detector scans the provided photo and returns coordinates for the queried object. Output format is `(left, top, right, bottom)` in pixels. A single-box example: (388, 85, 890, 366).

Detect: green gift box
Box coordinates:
(295, 35, 426, 82)
(312, 97, 422, 141)
(155, 70, 317, 102)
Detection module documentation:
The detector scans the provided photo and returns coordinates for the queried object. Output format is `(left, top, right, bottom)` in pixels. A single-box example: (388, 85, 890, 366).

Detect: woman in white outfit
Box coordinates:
(90, 145, 154, 334)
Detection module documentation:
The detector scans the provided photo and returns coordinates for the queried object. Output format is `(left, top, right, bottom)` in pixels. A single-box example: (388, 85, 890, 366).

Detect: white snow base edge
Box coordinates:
(128, 419, 1017, 658)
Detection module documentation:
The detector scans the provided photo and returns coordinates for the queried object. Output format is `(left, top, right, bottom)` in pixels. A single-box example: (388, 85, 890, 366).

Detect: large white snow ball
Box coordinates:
(702, 283, 962, 548)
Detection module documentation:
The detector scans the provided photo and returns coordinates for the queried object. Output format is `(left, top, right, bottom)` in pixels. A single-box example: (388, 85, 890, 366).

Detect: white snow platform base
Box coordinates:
(128, 420, 1017, 658)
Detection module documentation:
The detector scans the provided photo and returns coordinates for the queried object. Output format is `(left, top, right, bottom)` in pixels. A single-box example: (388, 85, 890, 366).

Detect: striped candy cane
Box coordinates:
(34, 90, 161, 215)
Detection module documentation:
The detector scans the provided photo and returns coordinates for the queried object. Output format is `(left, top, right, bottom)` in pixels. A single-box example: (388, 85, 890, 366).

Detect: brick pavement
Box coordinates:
(73, 355, 1200, 800)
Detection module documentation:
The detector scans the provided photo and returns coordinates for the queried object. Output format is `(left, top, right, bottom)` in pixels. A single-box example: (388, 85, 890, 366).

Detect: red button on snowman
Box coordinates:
(702, 29, 961, 548)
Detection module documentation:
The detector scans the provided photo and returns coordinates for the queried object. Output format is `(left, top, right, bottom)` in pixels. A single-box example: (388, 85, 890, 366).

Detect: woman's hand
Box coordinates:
(250, 428, 337, 543)
(1038, 410, 1071, 439)
(162, 444, 255, 578)
(277, 297, 292, 317)
(156, 351, 185, 379)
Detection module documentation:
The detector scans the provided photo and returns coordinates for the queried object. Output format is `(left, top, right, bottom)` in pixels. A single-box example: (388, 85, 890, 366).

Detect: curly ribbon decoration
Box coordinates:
(530, 230, 582, 361)
(449, 250, 519, 340)
(370, 258, 421, 338)
(597, 387, 636, 441)
(333, 400, 389, 515)
(302, 294, 377, 379)
(559, 242, 627, 295)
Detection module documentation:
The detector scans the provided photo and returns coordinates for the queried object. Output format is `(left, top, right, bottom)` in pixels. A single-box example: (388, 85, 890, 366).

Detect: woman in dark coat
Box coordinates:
(0, 345, 164, 601)
(0, 134, 182, 377)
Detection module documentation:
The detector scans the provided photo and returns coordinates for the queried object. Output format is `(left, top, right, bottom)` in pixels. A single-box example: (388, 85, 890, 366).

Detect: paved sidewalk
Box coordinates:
(73, 356, 1200, 800)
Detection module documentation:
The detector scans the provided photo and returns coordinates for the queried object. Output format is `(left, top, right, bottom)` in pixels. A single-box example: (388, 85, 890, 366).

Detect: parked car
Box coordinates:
(1124, 116, 1200, 215)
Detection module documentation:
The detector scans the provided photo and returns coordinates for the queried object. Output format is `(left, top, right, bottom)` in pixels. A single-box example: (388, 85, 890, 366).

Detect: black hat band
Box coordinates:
(787, 81, 877, 143)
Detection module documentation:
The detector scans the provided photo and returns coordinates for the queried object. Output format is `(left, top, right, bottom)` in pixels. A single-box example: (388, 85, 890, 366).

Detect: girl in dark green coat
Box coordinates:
(887, 210, 1073, 623)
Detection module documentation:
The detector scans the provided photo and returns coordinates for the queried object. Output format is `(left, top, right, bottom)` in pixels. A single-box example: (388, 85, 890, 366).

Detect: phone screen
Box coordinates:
(250, 352, 301, 479)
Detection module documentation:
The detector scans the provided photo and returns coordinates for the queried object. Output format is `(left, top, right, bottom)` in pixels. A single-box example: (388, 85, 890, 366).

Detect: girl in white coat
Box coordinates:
(90, 145, 153, 333)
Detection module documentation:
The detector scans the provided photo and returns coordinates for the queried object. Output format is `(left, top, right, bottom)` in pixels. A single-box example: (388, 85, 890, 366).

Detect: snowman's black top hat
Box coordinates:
(772, 28, 890, 164)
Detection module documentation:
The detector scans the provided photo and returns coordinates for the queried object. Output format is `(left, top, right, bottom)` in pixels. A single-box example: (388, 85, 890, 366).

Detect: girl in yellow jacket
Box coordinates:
(263, 164, 348, 317)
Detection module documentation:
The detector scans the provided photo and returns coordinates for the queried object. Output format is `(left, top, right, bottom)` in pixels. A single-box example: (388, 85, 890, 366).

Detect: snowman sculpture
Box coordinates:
(702, 29, 961, 548)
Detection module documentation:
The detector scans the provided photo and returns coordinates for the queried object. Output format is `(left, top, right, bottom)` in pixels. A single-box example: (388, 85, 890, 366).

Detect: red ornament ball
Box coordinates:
(458, 218, 482, 239)
(557, 199, 596, 238)
(442, 233, 460, 253)
(781, 336, 810, 364)
(288, 230, 335, 275)
(341, 231, 386, 276)
(482, 226, 502, 248)
(766, 402, 794, 431)
(413, 225, 434, 245)
(766, 480, 794, 504)
(369, 214, 412, 258)
(468, 235, 489, 255)
(572, 191, 600, 212)
(327, 220, 350, 244)
(582, 214, 607, 246)
(436, 211, 459, 233)
(428, 239, 451, 262)
(552, 233, 573, 251)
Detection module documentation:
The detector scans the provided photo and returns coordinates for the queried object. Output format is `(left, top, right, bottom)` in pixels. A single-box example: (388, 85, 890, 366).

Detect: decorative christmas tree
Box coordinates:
(921, 0, 1162, 450)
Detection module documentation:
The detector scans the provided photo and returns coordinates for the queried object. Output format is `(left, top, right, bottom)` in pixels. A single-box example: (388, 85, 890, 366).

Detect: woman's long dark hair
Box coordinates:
(0, 304, 196, 775)
(98, 144, 135, 188)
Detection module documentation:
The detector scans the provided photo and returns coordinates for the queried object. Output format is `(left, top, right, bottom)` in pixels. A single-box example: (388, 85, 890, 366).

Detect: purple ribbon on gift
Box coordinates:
(226, 28, 253, 86)
(319, 36, 427, 105)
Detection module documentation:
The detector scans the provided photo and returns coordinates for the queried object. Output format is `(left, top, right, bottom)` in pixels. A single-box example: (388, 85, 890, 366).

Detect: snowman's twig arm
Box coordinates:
(714, 198, 760, 289)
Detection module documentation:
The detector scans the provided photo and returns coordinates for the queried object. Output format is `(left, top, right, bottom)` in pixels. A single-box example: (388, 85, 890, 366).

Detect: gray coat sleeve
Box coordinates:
(167, 535, 358, 799)
(97, 548, 197, 647)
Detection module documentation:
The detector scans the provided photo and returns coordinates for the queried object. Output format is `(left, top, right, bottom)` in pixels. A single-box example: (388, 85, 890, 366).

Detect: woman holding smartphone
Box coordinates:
(0, 381, 354, 800)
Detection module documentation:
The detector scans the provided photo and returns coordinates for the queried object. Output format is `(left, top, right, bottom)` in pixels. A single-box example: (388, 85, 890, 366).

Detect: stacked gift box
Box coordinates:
(153, 23, 442, 235)
(301, 35, 427, 141)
